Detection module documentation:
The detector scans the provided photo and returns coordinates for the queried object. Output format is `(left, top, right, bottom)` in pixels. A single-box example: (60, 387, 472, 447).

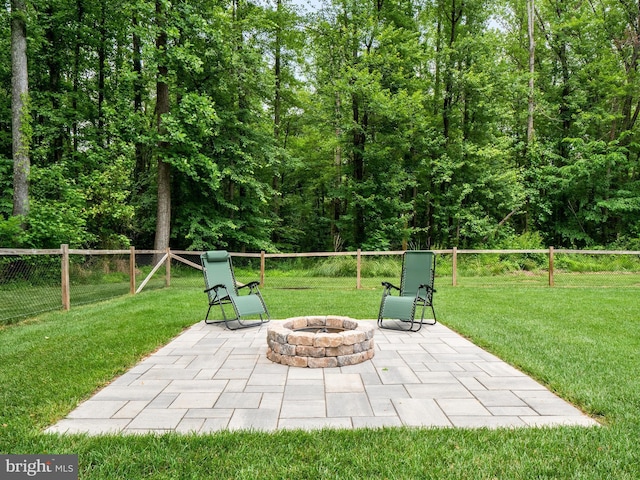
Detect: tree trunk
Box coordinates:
(332, 92, 342, 240)
(558, 42, 571, 160)
(621, 0, 640, 134)
(271, 0, 283, 241)
(352, 94, 366, 247)
(72, 0, 84, 153)
(274, 0, 282, 141)
(97, 2, 106, 142)
(11, 0, 30, 218)
(45, 3, 64, 164)
(442, 0, 462, 142)
(153, 0, 171, 256)
(132, 15, 150, 180)
(527, 0, 535, 144)
(434, 18, 441, 116)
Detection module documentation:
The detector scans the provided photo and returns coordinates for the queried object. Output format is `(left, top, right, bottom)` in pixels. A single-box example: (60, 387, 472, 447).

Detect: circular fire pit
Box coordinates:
(266, 316, 375, 368)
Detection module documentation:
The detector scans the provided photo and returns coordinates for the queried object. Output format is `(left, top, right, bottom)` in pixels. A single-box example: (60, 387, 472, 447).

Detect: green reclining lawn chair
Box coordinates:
(378, 250, 437, 332)
(200, 250, 269, 330)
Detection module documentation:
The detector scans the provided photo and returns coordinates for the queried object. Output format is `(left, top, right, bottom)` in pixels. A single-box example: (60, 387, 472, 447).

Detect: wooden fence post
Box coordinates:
(165, 247, 171, 287)
(356, 249, 362, 289)
(130, 246, 136, 294)
(61, 244, 70, 311)
(260, 251, 265, 287)
(549, 246, 554, 287)
(452, 247, 458, 287)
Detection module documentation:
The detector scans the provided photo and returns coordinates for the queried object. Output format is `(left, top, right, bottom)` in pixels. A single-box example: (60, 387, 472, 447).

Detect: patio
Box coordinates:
(46, 320, 597, 434)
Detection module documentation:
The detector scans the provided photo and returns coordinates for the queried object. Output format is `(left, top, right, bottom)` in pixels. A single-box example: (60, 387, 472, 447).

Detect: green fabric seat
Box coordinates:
(200, 250, 269, 330)
(378, 250, 437, 332)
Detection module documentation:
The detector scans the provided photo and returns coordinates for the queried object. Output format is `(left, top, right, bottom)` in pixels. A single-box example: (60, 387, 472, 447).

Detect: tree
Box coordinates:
(265, 0, 305, 248)
(1, 0, 638, 251)
(300, 0, 428, 250)
(11, 0, 30, 218)
(527, 0, 534, 144)
(414, 0, 526, 247)
(153, 0, 171, 255)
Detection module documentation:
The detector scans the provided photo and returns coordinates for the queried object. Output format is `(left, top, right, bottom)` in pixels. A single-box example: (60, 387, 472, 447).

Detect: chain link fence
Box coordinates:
(0, 249, 170, 325)
(451, 250, 640, 288)
(2, 248, 640, 325)
(261, 254, 387, 290)
(0, 252, 62, 323)
(552, 251, 640, 288)
(68, 252, 133, 306)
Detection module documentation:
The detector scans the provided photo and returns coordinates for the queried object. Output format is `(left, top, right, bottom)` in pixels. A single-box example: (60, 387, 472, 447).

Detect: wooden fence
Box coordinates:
(2, 245, 640, 317)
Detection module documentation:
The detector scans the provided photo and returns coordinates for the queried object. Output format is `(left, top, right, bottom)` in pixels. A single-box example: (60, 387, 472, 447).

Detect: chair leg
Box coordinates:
(378, 317, 423, 332)
(204, 301, 235, 327)
(224, 306, 269, 331)
(226, 317, 267, 330)
(378, 295, 416, 331)
(378, 301, 435, 333)
(416, 303, 436, 327)
(204, 304, 219, 325)
(205, 299, 269, 330)
(205, 303, 226, 326)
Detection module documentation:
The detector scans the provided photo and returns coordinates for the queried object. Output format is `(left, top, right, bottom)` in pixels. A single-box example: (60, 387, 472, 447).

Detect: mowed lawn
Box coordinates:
(1, 284, 639, 478)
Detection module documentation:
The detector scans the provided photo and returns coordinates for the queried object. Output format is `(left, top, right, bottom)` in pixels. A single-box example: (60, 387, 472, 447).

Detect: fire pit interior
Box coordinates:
(266, 316, 375, 368)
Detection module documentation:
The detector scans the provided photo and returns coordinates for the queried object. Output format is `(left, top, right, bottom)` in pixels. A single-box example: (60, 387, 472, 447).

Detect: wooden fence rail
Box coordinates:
(2, 245, 640, 315)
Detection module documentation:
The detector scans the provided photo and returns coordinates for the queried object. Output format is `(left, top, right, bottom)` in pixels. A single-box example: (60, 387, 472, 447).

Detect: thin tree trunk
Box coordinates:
(332, 92, 342, 240)
(442, 0, 462, 142)
(434, 18, 441, 116)
(45, 3, 63, 164)
(72, 0, 84, 154)
(527, 0, 535, 144)
(154, 0, 171, 256)
(622, 1, 640, 133)
(11, 0, 30, 218)
(559, 42, 571, 160)
(132, 15, 150, 180)
(271, 0, 283, 241)
(274, 0, 282, 141)
(352, 94, 366, 246)
(97, 1, 106, 142)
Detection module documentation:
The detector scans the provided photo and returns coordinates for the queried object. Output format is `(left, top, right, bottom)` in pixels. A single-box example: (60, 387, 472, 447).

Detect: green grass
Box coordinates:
(1, 285, 640, 478)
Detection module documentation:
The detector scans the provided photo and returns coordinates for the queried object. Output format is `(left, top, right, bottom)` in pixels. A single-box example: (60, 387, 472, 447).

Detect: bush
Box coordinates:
(308, 256, 401, 278)
(310, 257, 358, 277)
(0, 216, 27, 247)
(555, 254, 640, 273)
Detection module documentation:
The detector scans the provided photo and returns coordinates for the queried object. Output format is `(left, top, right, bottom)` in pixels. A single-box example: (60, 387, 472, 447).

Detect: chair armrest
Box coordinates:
(418, 284, 436, 293)
(204, 283, 227, 293)
(238, 281, 261, 294)
(381, 281, 400, 294)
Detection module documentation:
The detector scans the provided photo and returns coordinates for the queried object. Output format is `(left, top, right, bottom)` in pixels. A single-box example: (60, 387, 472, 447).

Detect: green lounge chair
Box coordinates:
(378, 250, 437, 332)
(200, 250, 269, 330)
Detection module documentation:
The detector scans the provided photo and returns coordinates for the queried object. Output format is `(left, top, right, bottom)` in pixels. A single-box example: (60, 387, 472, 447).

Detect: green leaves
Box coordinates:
(2, 0, 639, 251)
(161, 93, 220, 190)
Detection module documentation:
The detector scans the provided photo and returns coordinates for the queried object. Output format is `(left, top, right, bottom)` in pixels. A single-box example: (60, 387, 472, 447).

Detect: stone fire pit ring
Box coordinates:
(266, 316, 375, 368)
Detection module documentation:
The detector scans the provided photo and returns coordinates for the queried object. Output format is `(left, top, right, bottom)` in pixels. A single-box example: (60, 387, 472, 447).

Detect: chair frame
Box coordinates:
(377, 250, 437, 332)
(201, 251, 270, 330)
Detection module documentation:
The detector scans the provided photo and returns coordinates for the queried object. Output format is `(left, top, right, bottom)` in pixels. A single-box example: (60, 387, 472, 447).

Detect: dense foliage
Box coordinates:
(1, 0, 639, 251)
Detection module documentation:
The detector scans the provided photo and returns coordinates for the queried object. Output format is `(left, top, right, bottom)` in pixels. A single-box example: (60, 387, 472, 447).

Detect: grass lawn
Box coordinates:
(1, 284, 639, 478)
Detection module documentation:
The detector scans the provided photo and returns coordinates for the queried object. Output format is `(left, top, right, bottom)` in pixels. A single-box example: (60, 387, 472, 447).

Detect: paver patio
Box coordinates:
(46, 320, 598, 434)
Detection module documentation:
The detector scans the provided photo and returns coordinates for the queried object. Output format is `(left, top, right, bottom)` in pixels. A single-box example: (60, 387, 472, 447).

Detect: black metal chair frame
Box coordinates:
(377, 251, 437, 332)
(201, 251, 269, 330)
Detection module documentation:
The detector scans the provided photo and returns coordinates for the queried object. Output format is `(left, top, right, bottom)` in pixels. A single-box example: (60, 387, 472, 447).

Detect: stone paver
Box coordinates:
(45, 320, 598, 435)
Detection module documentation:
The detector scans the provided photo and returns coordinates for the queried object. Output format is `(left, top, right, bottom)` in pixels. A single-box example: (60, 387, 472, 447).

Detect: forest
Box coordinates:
(2, 0, 640, 253)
